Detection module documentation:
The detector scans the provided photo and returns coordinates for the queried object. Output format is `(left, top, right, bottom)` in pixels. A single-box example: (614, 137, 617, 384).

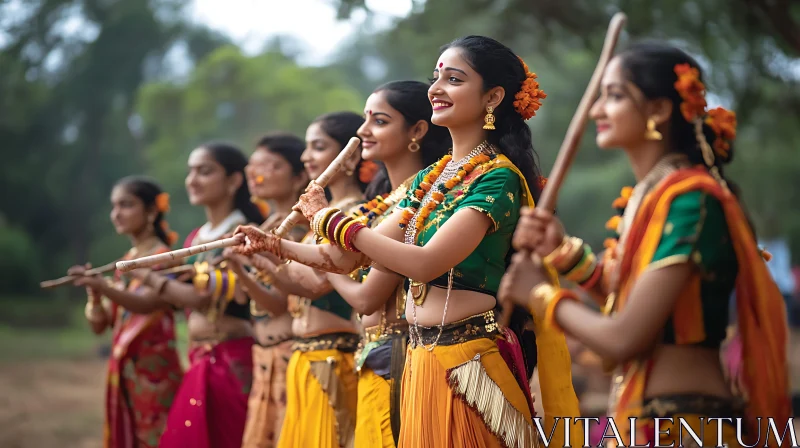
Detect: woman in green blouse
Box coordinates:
(233, 36, 581, 448)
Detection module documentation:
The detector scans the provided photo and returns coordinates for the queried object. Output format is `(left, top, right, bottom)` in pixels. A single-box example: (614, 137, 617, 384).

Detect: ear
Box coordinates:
(227, 171, 244, 195)
(408, 120, 429, 142)
(485, 86, 506, 111)
(647, 98, 673, 127)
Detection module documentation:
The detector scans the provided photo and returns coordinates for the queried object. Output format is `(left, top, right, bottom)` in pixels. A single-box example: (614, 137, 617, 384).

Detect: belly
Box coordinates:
(253, 312, 294, 345)
(292, 304, 358, 338)
(645, 344, 732, 399)
(404, 285, 496, 327)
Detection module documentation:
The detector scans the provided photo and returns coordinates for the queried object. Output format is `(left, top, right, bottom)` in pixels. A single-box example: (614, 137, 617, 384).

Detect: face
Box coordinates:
(428, 48, 488, 129)
(185, 147, 234, 206)
(246, 148, 304, 200)
(301, 122, 345, 180)
(358, 91, 415, 163)
(589, 57, 650, 150)
(110, 185, 151, 236)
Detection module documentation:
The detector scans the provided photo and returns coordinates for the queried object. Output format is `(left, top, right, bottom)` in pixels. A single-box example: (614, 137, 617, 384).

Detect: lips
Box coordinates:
(362, 141, 377, 149)
(596, 124, 611, 133)
(431, 99, 453, 111)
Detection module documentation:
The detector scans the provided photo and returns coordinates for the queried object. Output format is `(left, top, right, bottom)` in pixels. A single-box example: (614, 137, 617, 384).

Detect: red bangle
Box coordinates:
(578, 263, 602, 290)
(343, 222, 366, 252)
(326, 213, 345, 241)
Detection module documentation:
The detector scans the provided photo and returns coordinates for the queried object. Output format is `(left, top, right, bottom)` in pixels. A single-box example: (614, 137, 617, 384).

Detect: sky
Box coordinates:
(188, 0, 414, 65)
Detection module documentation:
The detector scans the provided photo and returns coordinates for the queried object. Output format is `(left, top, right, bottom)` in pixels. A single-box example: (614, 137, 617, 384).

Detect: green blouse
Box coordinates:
(397, 158, 522, 295)
(650, 190, 738, 347)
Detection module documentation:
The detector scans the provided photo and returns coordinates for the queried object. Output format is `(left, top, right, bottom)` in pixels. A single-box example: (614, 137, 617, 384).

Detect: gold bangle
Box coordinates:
(529, 283, 579, 333)
(334, 217, 352, 247)
(226, 270, 237, 302)
(85, 301, 104, 323)
(318, 209, 340, 240)
(564, 252, 597, 284)
(193, 262, 210, 292)
(544, 236, 584, 272)
(212, 269, 223, 300)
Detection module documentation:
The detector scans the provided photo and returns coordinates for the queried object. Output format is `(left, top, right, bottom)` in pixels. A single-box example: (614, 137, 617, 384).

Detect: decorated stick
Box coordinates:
(115, 235, 244, 272)
(273, 136, 361, 237)
(39, 262, 119, 289)
(500, 12, 628, 327)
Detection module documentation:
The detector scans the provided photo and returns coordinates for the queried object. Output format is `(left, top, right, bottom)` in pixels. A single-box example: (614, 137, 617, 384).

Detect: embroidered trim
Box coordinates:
(446, 353, 538, 448)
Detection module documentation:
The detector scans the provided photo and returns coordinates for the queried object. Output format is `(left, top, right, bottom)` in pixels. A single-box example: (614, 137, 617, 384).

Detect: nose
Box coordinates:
(357, 122, 371, 140)
(300, 147, 312, 163)
(589, 97, 604, 121)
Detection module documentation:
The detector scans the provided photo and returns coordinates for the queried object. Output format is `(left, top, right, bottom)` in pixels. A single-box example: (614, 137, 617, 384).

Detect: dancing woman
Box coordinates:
(70, 176, 183, 448)
(140, 143, 264, 448)
(499, 42, 791, 446)
(235, 36, 581, 448)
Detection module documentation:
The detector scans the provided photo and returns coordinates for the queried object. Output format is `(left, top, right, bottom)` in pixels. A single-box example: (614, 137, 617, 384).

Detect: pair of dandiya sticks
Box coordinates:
(42, 12, 630, 329)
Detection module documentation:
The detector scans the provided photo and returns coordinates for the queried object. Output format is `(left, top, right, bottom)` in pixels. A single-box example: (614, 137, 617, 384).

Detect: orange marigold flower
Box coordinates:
(605, 215, 622, 232)
(537, 176, 548, 190)
(419, 181, 432, 191)
(463, 164, 475, 173)
(359, 160, 380, 184)
(414, 189, 424, 199)
(432, 192, 445, 203)
(250, 197, 270, 218)
(604, 238, 618, 250)
(513, 57, 547, 121)
(705, 107, 737, 159)
(673, 63, 707, 122)
(620, 186, 633, 199)
(457, 169, 466, 178)
(612, 196, 629, 209)
(155, 193, 170, 213)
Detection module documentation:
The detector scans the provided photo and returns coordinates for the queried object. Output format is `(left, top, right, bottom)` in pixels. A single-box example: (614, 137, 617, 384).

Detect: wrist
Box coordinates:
(528, 283, 580, 333)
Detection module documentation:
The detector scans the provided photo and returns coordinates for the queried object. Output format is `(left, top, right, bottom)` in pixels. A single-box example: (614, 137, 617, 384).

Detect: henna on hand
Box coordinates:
(293, 183, 328, 221)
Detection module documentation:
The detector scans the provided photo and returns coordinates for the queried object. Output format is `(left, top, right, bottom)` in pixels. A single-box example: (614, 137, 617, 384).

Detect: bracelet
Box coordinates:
(544, 236, 585, 273)
(577, 261, 603, 290)
(226, 270, 237, 302)
(529, 283, 580, 333)
(342, 222, 366, 252)
(563, 246, 597, 284)
(84, 300, 105, 323)
(312, 207, 334, 237)
(193, 262, 210, 292)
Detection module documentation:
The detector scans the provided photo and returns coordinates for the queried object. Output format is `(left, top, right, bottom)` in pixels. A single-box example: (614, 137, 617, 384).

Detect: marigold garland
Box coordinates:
(398, 152, 493, 231)
(353, 192, 390, 226)
(514, 57, 547, 121)
(674, 63, 707, 123)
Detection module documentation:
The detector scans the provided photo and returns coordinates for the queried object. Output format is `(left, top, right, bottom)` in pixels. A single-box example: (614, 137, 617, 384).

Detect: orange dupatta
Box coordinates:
(609, 167, 790, 446)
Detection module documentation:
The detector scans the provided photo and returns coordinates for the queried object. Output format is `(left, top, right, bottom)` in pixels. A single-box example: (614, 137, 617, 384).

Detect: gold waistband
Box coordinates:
(292, 332, 360, 353)
(364, 321, 409, 343)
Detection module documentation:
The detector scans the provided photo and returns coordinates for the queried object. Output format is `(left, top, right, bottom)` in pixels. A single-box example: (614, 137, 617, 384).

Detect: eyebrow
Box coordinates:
(371, 112, 392, 119)
(433, 67, 468, 76)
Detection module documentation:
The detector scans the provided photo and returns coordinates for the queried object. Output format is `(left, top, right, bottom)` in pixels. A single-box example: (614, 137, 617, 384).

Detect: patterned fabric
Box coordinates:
(397, 157, 522, 294)
(159, 337, 254, 448)
(104, 247, 183, 448)
(242, 340, 293, 448)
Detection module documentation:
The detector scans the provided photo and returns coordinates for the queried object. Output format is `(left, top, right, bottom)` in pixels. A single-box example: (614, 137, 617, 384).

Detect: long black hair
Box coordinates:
(442, 36, 546, 375)
(203, 142, 266, 224)
(441, 35, 544, 202)
(256, 132, 306, 176)
(114, 176, 176, 247)
(364, 80, 452, 199)
(311, 111, 369, 193)
(618, 42, 751, 231)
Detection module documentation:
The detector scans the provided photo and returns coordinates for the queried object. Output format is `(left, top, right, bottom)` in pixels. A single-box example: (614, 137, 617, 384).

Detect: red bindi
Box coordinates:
(368, 110, 372, 115)
(439, 62, 443, 68)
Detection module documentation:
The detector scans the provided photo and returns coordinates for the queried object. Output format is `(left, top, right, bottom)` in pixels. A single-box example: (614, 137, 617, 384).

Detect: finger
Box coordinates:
(531, 208, 554, 222)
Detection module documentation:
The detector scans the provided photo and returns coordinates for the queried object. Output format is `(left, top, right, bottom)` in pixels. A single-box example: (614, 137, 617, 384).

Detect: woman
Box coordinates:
(329, 80, 450, 447)
(138, 143, 264, 448)
(240, 132, 308, 448)
(235, 36, 582, 447)
(234, 111, 369, 448)
(69, 176, 183, 448)
(498, 42, 791, 446)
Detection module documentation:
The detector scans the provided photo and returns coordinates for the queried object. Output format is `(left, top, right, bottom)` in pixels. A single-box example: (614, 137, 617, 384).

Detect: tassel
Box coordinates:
(389, 333, 408, 445)
(447, 354, 537, 448)
(309, 357, 356, 448)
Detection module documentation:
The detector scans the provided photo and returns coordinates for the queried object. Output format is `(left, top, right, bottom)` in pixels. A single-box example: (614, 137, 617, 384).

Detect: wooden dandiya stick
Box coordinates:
(116, 136, 362, 272)
(39, 261, 119, 289)
(499, 12, 628, 328)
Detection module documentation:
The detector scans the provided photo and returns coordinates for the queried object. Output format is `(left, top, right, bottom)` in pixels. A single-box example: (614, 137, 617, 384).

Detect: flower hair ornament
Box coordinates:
(514, 57, 547, 120)
(359, 160, 380, 184)
(673, 63, 737, 175)
(153, 194, 179, 246)
(155, 192, 170, 213)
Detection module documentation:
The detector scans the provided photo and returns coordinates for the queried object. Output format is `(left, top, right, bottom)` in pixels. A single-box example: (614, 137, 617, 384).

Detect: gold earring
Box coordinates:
(645, 118, 663, 141)
(408, 137, 420, 153)
(483, 106, 496, 130)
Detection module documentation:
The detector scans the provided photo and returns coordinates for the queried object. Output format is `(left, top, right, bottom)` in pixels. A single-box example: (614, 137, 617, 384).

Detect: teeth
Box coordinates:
(434, 102, 451, 107)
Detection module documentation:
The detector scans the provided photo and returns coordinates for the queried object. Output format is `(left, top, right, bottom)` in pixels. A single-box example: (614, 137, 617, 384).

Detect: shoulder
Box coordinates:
(183, 228, 200, 248)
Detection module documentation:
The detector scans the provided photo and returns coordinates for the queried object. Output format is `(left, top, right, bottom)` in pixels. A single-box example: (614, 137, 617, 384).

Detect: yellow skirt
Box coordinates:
(277, 348, 358, 448)
(398, 337, 536, 448)
(355, 368, 395, 448)
(242, 340, 293, 448)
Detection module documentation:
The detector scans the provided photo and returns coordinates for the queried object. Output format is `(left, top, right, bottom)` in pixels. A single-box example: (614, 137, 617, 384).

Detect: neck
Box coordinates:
(129, 230, 158, 253)
(449, 125, 488, 160)
(268, 194, 296, 216)
(624, 142, 670, 182)
(327, 177, 362, 206)
(205, 201, 235, 229)
(384, 153, 425, 189)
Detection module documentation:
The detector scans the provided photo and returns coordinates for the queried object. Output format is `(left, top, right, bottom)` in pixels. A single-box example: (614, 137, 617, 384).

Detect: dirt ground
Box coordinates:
(0, 359, 105, 448)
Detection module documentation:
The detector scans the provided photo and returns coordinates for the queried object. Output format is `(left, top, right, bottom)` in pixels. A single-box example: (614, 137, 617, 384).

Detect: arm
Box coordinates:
(142, 274, 211, 310)
(326, 268, 403, 316)
(226, 252, 288, 316)
(85, 294, 110, 335)
(554, 263, 693, 363)
(249, 253, 333, 299)
(78, 275, 172, 315)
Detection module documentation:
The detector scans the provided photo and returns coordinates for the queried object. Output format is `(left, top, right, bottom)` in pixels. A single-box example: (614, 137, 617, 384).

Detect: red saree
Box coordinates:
(158, 337, 254, 448)
(105, 249, 183, 448)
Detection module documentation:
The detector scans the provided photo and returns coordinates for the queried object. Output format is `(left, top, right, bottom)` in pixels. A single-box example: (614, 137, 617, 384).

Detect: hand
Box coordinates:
(293, 183, 328, 222)
(232, 225, 277, 256)
(222, 248, 249, 274)
(128, 268, 152, 283)
(512, 208, 566, 258)
(497, 252, 551, 311)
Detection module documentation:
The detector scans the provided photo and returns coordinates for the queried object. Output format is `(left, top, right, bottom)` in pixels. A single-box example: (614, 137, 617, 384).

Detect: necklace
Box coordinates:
(352, 175, 415, 227)
(402, 141, 496, 350)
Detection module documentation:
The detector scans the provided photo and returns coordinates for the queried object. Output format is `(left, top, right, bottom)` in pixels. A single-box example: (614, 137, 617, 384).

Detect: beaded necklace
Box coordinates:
(352, 174, 415, 228)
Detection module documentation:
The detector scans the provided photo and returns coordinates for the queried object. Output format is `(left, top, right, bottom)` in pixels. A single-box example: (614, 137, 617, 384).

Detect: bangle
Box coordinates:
(85, 301, 104, 323)
(342, 222, 366, 252)
(563, 246, 597, 284)
(529, 283, 580, 333)
(544, 236, 584, 273)
(211, 269, 223, 301)
(333, 216, 352, 247)
(226, 270, 237, 302)
(578, 261, 602, 290)
(193, 262, 210, 292)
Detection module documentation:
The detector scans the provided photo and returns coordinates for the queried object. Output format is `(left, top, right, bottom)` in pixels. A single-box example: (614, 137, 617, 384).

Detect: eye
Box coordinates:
(375, 119, 386, 125)
(448, 76, 461, 83)
(428, 77, 438, 85)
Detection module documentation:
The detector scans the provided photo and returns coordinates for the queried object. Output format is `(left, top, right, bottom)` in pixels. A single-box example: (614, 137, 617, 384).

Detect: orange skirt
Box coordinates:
(242, 340, 293, 448)
(398, 337, 536, 448)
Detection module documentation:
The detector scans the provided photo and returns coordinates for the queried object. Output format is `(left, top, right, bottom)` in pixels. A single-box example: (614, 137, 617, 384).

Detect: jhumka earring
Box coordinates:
(645, 118, 663, 141)
(408, 137, 420, 153)
(483, 106, 496, 130)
